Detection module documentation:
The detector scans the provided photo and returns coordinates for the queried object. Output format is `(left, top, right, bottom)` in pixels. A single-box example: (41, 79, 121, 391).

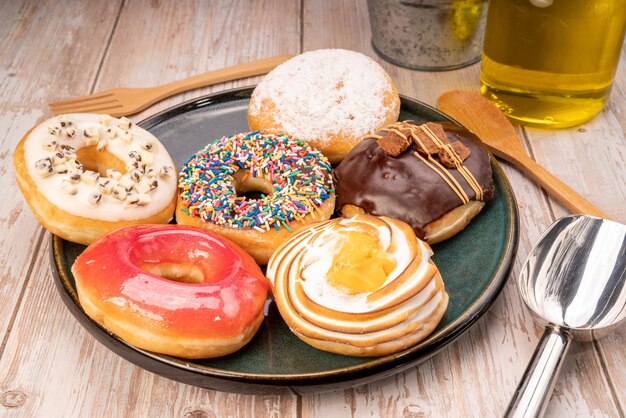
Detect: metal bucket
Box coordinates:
(367, 0, 487, 71)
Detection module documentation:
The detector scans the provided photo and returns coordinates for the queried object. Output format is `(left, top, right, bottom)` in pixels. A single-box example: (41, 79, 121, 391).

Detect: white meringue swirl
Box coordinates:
(267, 214, 449, 357)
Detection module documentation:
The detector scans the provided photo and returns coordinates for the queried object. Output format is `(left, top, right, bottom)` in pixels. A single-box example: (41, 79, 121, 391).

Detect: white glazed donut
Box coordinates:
(13, 113, 177, 244)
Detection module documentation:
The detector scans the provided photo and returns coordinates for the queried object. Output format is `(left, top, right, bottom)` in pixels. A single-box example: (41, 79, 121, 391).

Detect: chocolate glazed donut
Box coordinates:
(333, 121, 495, 243)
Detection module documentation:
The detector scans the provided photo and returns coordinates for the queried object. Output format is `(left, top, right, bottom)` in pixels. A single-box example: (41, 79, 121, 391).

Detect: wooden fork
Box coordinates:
(49, 55, 292, 117)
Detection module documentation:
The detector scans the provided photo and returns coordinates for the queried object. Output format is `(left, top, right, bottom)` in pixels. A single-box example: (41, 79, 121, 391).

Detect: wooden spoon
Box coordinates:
(437, 90, 609, 219)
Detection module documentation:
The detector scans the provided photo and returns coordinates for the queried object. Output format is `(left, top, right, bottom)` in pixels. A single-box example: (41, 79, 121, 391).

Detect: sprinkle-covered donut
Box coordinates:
(13, 113, 177, 244)
(177, 131, 335, 264)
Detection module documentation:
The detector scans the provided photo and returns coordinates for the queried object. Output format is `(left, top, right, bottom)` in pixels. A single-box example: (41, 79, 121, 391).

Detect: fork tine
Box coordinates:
(48, 91, 115, 107)
(50, 103, 124, 115)
(50, 97, 119, 113)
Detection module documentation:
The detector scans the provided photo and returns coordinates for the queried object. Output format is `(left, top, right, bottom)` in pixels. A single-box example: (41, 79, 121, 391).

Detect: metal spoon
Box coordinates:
(506, 215, 626, 418)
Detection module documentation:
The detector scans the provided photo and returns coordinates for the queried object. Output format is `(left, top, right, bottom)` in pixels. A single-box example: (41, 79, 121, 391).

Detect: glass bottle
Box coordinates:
(480, 0, 626, 128)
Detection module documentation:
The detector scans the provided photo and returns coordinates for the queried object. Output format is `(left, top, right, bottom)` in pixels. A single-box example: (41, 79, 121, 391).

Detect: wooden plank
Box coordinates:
(0, 0, 300, 416)
(300, 1, 623, 417)
(2, 1, 624, 417)
(0, 0, 122, 356)
(579, 40, 626, 414)
(95, 0, 300, 123)
(522, 116, 625, 222)
(605, 41, 626, 141)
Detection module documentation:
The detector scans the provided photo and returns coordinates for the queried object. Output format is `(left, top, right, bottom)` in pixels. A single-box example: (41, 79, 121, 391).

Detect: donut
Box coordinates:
(247, 49, 401, 163)
(71, 224, 270, 359)
(177, 131, 335, 265)
(267, 214, 448, 357)
(333, 121, 495, 244)
(13, 114, 177, 245)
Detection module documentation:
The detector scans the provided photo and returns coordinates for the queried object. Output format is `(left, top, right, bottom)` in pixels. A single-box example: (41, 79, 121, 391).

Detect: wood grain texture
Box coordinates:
(0, 0, 121, 358)
(96, 0, 300, 124)
(1, 0, 300, 417)
(581, 40, 626, 416)
(301, 1, 624, 417)
(1, 0, 625, 417)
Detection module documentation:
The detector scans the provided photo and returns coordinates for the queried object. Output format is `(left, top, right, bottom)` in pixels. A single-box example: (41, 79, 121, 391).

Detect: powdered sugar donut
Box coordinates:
(247, 49, 401, 163)
(13, 113, 177, 244)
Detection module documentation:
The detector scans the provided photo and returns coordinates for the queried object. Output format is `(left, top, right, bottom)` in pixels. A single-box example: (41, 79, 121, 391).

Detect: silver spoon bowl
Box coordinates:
(506, 215, 626, 418)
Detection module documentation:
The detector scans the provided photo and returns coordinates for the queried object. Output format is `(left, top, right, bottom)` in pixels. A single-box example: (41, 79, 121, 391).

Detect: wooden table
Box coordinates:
(1, 1, 624, 417)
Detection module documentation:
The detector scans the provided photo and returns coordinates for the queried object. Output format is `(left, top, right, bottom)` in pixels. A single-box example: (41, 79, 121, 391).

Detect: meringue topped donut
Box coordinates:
(13, 114, 177, 244)
(334, 121, 494, 244)
(267, 214, 448, 357)
(247, 49, 401, 163)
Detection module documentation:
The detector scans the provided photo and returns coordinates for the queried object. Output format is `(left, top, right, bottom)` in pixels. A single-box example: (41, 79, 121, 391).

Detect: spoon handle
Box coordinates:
(510, 153, 610, 219)
(505, 326, 571, 418)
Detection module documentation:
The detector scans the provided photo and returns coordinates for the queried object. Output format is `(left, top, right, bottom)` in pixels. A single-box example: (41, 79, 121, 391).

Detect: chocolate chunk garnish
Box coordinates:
(450, 141, 471, 161)
(334, 124, 494, 240)
(377, 130, 411, 157)
(438, 141, 471, 168)
(438, 149, 457, 168)
(410, 128, 440, 156)
(422, 123, 448, 143)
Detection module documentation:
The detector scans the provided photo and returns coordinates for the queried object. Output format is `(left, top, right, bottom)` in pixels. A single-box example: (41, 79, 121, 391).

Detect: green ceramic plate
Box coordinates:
(51, 87, 518, 395)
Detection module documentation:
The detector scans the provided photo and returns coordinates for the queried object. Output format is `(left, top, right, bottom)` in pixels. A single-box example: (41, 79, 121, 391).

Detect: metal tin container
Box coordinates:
(367, 0, 487, 71)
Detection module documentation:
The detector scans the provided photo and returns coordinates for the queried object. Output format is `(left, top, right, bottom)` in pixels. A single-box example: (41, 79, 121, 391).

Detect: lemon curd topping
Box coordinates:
(326, 230, 396, 294)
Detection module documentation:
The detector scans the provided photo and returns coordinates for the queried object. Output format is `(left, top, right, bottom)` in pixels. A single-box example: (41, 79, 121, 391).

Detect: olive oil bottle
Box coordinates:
(480, 0, 626, 128)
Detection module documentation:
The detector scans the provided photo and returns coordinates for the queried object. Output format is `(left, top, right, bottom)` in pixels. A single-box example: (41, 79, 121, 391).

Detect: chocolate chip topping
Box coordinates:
(333, 122, 494, 239)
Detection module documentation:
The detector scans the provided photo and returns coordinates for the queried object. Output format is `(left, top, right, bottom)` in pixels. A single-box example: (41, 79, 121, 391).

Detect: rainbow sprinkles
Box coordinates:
(178, 131, 334, 232)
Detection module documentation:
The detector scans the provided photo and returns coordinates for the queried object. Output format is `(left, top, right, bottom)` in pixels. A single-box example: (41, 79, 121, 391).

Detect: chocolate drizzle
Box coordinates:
(333, 122, 495, 239)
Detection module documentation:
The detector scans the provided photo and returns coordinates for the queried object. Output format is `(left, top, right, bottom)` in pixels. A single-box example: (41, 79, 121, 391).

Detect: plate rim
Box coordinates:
(50, 86, 519, 393)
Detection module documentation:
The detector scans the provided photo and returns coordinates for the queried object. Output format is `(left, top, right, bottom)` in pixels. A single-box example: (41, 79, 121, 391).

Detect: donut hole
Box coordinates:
(76, 146, 126, 176)
(141, 262, 205, 284)
(232, 170, 274, 200)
